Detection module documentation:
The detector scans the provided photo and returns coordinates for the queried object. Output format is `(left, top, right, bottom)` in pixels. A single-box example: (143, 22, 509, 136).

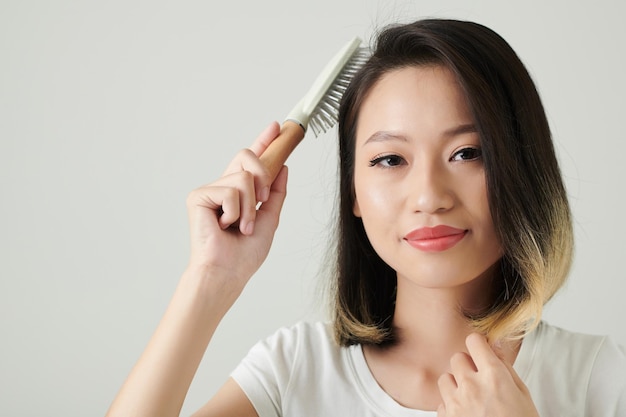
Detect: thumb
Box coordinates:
(502, 358, 529, 393)
(249, 121, 281, 157)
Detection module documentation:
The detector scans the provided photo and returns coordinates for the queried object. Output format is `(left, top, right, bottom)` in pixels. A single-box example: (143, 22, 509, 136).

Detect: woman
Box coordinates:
(106, 19, 626, 417)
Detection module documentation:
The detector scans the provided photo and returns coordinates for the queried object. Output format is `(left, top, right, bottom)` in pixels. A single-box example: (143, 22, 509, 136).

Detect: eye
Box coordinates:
(450, 147, 482, 162)
(368, 154, 406, 168)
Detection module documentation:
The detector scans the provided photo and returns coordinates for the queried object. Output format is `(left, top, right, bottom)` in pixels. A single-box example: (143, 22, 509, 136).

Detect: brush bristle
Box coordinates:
(308, 48, 370, 137)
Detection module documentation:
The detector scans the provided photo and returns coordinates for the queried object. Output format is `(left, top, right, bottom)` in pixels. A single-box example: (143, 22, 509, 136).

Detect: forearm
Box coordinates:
(105, 124, 287, 417)
(105, 266, 240, 417)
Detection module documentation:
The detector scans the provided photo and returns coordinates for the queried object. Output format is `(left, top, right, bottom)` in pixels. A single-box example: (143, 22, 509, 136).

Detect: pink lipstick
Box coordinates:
(404, 225, 467, 252)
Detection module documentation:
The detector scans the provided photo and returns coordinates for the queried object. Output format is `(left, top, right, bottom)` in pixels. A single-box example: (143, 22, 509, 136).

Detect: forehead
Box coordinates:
(355, 65, 474, 143)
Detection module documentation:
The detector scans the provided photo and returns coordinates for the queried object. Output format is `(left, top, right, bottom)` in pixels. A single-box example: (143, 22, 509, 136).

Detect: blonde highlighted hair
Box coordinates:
(332, 19, 573, 346)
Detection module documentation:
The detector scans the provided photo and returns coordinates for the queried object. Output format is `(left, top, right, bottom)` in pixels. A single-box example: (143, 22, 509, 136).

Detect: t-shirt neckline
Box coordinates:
(344, 322, 542, 416)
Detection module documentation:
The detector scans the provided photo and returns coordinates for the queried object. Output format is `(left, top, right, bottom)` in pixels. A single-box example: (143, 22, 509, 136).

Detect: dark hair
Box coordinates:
(331, 19, 573, 346)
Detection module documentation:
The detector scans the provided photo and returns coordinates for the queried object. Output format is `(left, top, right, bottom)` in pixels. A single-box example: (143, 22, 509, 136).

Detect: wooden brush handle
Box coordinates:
(259, 120, 306, 182)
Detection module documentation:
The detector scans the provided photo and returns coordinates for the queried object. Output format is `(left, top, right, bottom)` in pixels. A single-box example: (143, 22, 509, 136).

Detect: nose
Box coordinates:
(408, 162, 455, 214)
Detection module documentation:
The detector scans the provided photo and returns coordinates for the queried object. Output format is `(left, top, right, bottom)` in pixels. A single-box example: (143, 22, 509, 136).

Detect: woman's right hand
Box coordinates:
(185, 121, 288, 295)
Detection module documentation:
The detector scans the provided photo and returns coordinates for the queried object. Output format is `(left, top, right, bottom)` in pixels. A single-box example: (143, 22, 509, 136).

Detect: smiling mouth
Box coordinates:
(404, 225, 468, 252)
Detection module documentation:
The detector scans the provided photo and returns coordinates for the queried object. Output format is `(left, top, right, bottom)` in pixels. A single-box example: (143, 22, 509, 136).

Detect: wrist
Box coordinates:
(179, 263, 246, 314)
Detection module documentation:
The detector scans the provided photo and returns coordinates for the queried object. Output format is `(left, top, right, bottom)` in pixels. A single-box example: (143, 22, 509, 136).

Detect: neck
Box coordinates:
(387, 264, 500, 364)
(362, 281, 492, 411)
(392, 285, 476, 360)
(361, 265, 521, 411)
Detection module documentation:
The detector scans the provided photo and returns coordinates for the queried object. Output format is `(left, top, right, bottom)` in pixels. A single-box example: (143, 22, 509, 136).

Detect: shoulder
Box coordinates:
(586, 334, 626, 415)
(263, 321, 346, 372)
(530, 320, 606, 348)
(252, 321, 336, 358)
(519, 321, 626, 416)
(517, 321, 605, 373)
(521, 321, 623, 376)
(231, 321, 338, 385)
(230, 321, 349, 417)
(263, 321, 333, 344)
(531, 321, 625, 366)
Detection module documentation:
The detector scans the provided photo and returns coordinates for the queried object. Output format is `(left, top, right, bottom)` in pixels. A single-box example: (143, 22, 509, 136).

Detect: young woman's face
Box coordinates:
(353, 65, 502, 292)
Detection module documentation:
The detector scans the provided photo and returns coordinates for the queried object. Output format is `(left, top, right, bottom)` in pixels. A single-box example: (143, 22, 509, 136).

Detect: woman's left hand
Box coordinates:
(437, 333, 539, 417)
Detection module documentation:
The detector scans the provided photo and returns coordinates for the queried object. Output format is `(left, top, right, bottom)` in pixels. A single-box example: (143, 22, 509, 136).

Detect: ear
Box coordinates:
(353, 197, 362, 217)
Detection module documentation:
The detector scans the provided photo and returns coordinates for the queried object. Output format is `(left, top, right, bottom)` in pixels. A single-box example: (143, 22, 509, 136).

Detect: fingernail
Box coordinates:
(244, 221, 254, 235)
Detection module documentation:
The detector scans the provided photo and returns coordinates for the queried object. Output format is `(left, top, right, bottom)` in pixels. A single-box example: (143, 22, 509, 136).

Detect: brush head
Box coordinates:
(259, 38, 370, 182)
(285, 38, 370, 137)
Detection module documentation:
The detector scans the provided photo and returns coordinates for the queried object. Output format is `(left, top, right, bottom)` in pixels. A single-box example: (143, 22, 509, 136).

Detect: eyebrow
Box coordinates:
(363, 123, 478, 146)
(443, 123, 477, 137)
(363, 131, 409, 145)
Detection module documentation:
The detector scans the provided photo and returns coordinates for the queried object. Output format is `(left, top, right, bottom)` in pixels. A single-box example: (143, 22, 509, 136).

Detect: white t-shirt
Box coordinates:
(231, 321, 626, 417)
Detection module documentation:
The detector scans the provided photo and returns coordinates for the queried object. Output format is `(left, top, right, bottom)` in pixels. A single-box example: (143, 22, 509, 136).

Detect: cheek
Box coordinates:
(352, 166, 367, 217)
(353, 181, 400, 261)
(353, 176, 391, 219)
(471, 181, 502, 252)
(352, 187, 361, 217)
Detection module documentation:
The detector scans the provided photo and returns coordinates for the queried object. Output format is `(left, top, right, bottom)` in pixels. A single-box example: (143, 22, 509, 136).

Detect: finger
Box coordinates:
(449, 351, 477, 382)
(213, 171, 257, 234)
(255, 166, 288, 233)
(249, 121, 281, 157)
(186, 185, 239, 233)
(465, 333, 502, 372)
(502, 358, 530, 392)
(437, 372, 457, 400)
(222, 148, 272, 204)
(216, 186, 242, 230)
(193, 171, 258, 234)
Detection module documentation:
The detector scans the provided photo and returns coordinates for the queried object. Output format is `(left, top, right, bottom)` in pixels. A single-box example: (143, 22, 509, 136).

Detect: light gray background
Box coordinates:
(1, 1, 625, 416)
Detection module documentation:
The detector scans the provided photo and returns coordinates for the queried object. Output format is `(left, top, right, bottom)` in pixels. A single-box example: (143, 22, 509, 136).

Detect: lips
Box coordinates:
(403, 225, 467, 252)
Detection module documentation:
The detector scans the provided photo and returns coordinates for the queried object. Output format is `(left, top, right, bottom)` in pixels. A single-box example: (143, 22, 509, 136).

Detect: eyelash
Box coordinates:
(368, 154, 405, 168)
(450, 147, 482, 162)
(368, 147, 482, 168)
